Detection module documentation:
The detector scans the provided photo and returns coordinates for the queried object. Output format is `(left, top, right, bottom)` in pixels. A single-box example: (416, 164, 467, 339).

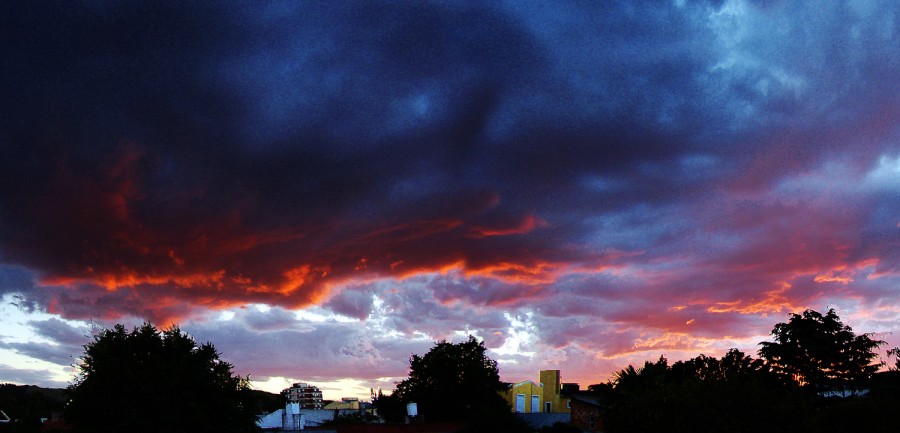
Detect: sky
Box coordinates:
(1, 0, 899, 401)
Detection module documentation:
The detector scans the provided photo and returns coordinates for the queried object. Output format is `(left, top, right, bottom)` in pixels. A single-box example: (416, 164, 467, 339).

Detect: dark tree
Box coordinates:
(65, 323, 259, 433)
(668, 349, 783, 385)
(888, 347, 900, 371)
(603, 356, 672, 433)
(758, 308, 885, 392)
(604, 352, 812, 433)
(372, 389, 406, 423)
(392, 336, 516, 427)
(611, 355, 669, 395)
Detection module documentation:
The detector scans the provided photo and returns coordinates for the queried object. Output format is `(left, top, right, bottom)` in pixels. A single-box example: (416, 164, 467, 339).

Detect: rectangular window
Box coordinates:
(515, 394, 525, 413)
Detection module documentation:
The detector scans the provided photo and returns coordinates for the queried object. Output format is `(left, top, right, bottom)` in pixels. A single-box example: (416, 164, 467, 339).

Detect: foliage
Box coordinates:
(392, 336, 512, 426)
(603, 352, 812, 433)
(888, 347, 900, 371)
(600, 356, 670, 433)
(813, 395, 895, 432)
(824, 370, 900, 433)
(758, 308, 885, 391)
(667, 349, 784, 386)
(65, 323, 259, 433)
(867, 370, 900, 403)
(371, 389, 406, 423)
(611, 355, 670, 395)
(601, 309, 894, 433)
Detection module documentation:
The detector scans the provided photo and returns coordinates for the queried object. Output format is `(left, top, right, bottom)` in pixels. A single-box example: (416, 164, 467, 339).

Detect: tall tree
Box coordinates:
(758, 308, 885, 392)
(65, 323, 259, 433)
(611, 355, 669, 396)
(372, 388, 406, 423)
(393, 336, 511, 423)
(604, 356, 672, 433)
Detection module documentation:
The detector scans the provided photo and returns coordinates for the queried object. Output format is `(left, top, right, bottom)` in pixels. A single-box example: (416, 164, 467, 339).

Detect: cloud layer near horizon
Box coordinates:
(1, 0, 899, 392)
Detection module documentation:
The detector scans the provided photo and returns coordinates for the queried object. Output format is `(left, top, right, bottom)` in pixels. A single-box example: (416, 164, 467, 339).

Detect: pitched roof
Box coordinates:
(570, 393, 603, 407)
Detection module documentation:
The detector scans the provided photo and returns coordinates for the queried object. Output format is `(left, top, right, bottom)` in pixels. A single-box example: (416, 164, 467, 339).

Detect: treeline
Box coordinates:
(591, 308, 900, 433)
(594, 352, 899, 432)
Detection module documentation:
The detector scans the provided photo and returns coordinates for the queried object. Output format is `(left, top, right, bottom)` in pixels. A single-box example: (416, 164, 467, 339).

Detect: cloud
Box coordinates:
(0, 0, 898, 393)
(29, 318, 91, 346)
(185, 309, 433, 382)
(0, 341, 78, 367)
(0, 364, 69, 389)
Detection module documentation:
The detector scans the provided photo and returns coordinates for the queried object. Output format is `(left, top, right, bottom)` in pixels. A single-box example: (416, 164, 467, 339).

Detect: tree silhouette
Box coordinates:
(601, 310, 891, 433)
(888, 347, 900, 371)
(65, 323, 258, 433)
(603, 352, 811, 433)
(392, 335, 524, 431)
(758, 308, 885, 392)
(604, 356, 672, 433)
(372, 388, 405, 423)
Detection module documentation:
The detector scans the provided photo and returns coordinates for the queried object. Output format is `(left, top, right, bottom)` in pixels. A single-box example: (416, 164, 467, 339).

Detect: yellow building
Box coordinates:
(323, 397, 360, 410)
(539, 370, 572, 414)
(503, 370, 574, 414)
(505, 379, 544, 413)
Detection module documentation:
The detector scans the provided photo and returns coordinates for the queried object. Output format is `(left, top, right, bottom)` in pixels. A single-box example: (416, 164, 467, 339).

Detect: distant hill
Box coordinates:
(250, 388, 285, 414)
(0, 383, 67, 425)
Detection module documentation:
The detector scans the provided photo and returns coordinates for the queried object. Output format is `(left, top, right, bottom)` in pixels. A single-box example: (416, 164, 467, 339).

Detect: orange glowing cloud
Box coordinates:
(704, 282, 805, 315)
(465, 261, 558, 284)
(813, 270, 852, 285)
(40, 270, 227, 292)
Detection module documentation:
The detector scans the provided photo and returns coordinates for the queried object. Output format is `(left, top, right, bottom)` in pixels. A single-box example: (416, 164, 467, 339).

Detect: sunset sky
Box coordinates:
(1, 1, 899, 400)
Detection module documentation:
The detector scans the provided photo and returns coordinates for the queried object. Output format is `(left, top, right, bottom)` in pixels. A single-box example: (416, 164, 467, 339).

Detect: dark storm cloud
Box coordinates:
(0, 267, 38, 298)
(0, 0, 575, 320)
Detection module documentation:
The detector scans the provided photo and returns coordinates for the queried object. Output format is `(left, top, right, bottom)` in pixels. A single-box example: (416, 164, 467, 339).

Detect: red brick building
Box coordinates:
(570, 394, 603, 432)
